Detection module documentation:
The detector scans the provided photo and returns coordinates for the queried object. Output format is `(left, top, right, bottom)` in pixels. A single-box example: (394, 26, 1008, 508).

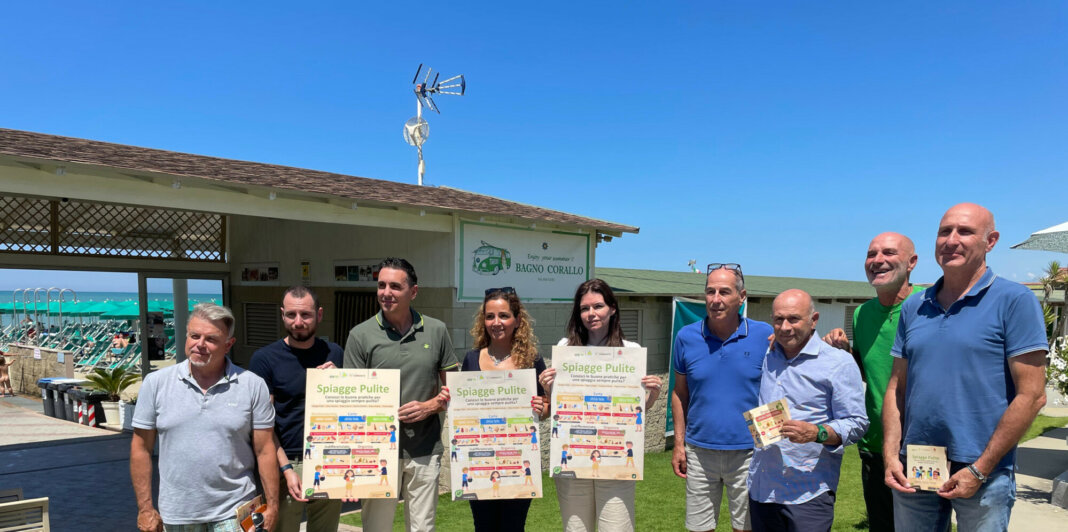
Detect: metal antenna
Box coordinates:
(404, 63, 466, 185)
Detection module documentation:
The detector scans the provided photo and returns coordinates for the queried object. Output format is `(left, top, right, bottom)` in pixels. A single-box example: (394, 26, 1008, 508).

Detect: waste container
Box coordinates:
(81, 388, 111, 426)
(54, 381, 89, 422)
(36, 378, 57, 418)
(66, 387, 90, 425)
(45, 381, 69, 420)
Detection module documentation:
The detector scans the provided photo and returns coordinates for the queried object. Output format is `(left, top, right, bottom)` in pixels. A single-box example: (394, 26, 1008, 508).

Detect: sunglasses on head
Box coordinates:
(707, 263, 744, 281)
(484, 286, 516, 297)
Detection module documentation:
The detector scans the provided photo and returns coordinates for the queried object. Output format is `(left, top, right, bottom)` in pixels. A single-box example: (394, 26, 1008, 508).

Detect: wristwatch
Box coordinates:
(815, 424, 829, 444)
(966, 464, 987, 483)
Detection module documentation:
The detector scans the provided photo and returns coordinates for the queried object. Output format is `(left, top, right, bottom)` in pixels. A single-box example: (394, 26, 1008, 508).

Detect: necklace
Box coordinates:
(487, 349, 512, 367)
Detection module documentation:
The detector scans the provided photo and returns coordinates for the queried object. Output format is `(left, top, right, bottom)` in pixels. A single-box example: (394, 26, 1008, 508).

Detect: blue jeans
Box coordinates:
(892, 465, 1015, 532)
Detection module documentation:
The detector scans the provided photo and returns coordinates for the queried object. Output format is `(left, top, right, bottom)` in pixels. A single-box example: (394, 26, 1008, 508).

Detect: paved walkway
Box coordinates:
(0, 394, 362, 531)
(2, 390, 1067, 531)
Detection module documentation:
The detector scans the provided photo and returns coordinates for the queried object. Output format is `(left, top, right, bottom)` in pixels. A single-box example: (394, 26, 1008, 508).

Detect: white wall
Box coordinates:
(229, 215, 456, 287)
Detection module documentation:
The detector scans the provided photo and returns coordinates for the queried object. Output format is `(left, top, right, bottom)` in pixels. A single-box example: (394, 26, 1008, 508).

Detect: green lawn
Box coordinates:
(340, 415, 1068, 531)
(1020, 415, 1068, 443)
(341, 448, 868, 531)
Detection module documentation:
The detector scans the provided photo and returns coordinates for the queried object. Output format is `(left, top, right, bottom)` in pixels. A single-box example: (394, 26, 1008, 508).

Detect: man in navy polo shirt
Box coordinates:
(883, 203, 1048, 531)
(671, 263, 772, 532)
(249, 286, 344, 532)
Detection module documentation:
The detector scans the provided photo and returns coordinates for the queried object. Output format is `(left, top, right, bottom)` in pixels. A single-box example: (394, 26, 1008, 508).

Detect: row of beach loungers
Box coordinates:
(0, 319, 177, 371)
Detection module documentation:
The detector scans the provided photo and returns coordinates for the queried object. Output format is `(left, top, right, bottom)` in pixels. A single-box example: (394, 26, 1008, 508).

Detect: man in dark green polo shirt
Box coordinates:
(344, 257, 458, 532)
(824, 232, 928, 532)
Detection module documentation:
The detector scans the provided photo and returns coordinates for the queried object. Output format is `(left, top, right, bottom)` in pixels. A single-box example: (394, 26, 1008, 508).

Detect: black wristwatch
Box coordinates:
(815, 424, 829, 444)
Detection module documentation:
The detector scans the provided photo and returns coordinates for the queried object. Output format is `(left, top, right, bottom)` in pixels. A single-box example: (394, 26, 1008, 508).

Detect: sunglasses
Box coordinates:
(707, 263, 744, 282)
(484, 286, 517, 297)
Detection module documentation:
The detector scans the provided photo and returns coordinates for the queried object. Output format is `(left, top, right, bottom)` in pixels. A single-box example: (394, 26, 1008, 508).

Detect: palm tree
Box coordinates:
(84, 367, 139, 402)
(1039, 261, 1068, 340)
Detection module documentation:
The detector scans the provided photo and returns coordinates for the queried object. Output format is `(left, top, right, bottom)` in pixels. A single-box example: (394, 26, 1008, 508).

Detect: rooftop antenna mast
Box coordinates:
(404, 64, 465, 186)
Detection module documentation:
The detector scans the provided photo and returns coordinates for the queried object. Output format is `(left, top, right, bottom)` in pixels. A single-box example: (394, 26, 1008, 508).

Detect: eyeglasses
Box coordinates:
(707, 263, 744, 282)
(484, 286, 516, 297)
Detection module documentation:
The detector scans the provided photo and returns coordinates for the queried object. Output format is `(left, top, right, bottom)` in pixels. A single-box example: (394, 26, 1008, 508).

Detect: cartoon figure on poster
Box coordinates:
(547, 345, 649, 481)
(446, 368, 544, 501)
(301, 368, 400, 500)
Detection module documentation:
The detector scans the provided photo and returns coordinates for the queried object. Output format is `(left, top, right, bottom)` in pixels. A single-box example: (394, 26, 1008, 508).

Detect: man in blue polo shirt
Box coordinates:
(883, 203, 1048, 531)
(671, 263, 772, 532)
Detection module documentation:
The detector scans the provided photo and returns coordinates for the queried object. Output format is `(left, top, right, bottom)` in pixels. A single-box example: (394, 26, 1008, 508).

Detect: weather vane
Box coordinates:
(403, 64, 465, 186)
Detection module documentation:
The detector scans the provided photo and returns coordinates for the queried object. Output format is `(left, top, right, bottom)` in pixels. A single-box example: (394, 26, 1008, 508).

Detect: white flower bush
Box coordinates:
(1048, 337, 1068, 397)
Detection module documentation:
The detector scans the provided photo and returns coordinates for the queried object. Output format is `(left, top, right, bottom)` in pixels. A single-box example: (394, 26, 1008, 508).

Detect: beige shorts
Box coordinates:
(360, 454, 441, 532)
(555, 477, 636, 532)
(684, 444, 752, 531)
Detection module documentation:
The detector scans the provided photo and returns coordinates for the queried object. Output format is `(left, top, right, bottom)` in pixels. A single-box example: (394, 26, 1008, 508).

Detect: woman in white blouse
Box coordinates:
(540, 279, 662, 532)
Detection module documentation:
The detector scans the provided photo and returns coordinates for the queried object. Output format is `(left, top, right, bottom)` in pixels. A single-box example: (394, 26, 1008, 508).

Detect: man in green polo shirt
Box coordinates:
(344, 257, 459, 532)
(824, 232, 926, 532)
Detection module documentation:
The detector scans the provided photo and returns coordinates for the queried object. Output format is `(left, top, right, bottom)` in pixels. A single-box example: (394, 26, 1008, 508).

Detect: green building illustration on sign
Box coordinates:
(472, 240, 511, 275)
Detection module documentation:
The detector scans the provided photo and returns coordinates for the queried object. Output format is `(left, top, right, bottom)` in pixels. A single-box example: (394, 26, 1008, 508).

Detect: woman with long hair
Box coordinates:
(461, 287, 548, 531)
(540, 278, 663, 532)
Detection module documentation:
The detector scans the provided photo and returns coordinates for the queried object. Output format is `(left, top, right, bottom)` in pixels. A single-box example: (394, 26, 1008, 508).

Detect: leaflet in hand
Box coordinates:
(301, 368, 400, 500)
(447, 368, 543, 501)
(549, 345, 647, 481)
(906, 445, 948, 491)
(743, 398, 791, 448)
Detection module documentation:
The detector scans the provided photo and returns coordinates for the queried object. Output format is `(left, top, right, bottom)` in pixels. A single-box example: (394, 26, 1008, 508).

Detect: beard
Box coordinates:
(287, 327, 317, 343)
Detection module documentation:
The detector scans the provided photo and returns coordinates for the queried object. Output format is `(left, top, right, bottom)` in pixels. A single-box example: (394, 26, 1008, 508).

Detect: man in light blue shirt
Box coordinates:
(748, 290, 868, 532)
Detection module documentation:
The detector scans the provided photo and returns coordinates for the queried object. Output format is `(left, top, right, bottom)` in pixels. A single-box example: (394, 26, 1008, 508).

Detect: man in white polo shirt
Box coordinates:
(130, 303, 279, 532)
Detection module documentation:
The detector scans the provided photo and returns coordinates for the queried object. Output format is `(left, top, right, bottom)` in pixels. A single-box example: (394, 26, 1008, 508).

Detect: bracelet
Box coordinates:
(966, 464, 987, 483)
(280, 463, 294, 474)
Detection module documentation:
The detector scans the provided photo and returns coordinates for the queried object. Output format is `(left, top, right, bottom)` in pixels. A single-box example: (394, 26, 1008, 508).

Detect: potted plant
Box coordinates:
(119, 394, 138, 431)
(84, 367, 139, 431)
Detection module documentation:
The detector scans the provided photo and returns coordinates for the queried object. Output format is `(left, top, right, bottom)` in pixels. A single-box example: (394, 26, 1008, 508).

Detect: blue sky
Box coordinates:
(1, 1, 1066, 291)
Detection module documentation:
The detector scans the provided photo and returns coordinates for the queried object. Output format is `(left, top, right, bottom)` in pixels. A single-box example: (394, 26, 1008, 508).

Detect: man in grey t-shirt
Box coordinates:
(130, 303, 279, 532)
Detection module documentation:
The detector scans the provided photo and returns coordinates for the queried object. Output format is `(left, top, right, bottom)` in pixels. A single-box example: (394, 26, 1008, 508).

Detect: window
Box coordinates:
(244, 302, 279, 348)
(334, 292, 379, 342)
(619, 309, 642, 345)
(844, 304, 859, 342)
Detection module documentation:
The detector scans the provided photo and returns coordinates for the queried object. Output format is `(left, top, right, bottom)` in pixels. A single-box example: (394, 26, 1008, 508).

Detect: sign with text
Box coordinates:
(907, 445, 948, 491)
(302, 368, 401, 500)
(447, 369, 543, 501)
(549, 346, 647, 481)
(743, 399, 791, 448)
(458, 221, 590, 302)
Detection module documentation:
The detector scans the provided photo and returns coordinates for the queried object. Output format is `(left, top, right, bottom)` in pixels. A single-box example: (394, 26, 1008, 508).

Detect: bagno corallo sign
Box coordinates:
(458, 220, 591, 302)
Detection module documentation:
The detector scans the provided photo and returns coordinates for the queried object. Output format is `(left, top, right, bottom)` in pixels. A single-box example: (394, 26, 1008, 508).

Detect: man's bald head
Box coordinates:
(936, 203, 999, 275)
(866, 232, 918, 292)
(773, 289, 815, 316)
(870, 232, 915, 256)
(942, 203, 996, 237)
(772, 289, 819, 357)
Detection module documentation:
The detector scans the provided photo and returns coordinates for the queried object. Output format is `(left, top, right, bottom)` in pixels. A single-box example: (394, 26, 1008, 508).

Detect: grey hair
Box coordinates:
(190, 302, 236, 339)
(707, 269, 745, 293)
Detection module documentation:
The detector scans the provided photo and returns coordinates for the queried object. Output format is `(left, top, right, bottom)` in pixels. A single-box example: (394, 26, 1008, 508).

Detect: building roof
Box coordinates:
(1025, 283, 1065, 305)
(598, 267, 876, 299)
(0, 128, 638, 235)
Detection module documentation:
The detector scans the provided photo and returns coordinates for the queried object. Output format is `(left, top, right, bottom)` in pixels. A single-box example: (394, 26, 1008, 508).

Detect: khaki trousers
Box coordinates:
(277, 460, 343, 532)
